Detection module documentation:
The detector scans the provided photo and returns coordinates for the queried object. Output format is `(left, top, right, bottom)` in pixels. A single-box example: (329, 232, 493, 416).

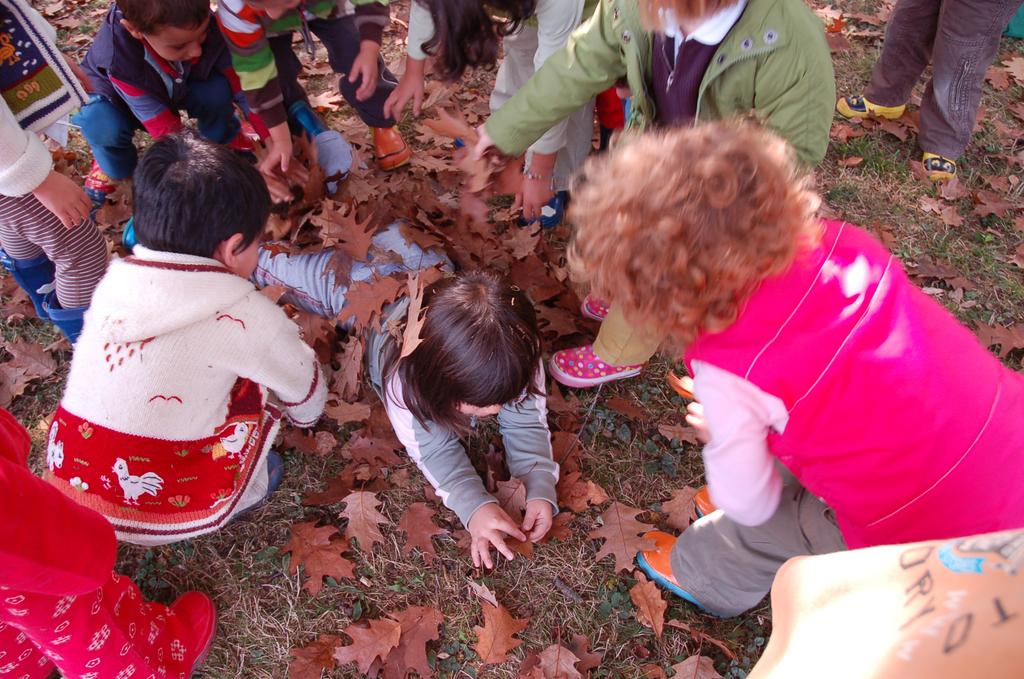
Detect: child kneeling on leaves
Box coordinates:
(252, 256, 561, 569)
(46, 133, 327, 546)
(567, 120, 1024, 617)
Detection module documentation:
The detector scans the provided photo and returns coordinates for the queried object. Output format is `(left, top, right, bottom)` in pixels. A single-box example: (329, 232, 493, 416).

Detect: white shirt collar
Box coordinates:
(660, 0, 748, 47)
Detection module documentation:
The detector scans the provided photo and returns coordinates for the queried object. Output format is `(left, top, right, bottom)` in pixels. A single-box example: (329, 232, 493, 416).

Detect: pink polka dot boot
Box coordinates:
(581, 295, 610, 321)
(550, 344, 642, 388)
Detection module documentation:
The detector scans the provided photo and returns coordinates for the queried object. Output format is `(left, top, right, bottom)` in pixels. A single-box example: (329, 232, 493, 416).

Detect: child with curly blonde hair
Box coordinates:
(569, 120, 1024, 617)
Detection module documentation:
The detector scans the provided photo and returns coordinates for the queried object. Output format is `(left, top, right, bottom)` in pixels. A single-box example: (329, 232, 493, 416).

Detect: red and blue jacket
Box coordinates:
(81, 4, 258, 139)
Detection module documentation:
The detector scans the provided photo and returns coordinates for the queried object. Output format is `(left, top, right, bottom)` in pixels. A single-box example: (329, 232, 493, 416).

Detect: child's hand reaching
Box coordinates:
(262, 122, 294, 176)
(383, 58, 426, 119)
(467, 503, 528, 569)
(685, 401, 711, 444)
(521, 499, 553, 542)
(350, 41, 381, 102)
(32, 170, 91, 228)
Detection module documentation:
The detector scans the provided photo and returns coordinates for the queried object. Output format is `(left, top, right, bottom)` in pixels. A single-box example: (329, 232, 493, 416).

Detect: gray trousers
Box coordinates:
(864, 0, 1024, 158)
(670, 481, 846, 618)
(251, 221, 450, 324)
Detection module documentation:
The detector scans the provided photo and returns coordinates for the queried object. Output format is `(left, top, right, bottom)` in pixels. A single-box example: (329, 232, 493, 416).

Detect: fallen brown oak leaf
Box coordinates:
(670, 655, 723, 679)
(556, 471, 609, 513)
(587, 502, 656, 573)
(522, 643, 584, 679)
(568, 634, 604, 675)
(333, 618, 402, 675)
(661, 486, 700, 531)
(398, 501, 448, 564)
(630, 571, 667, 638)
(473, 600, 529, 665)
(323, 396, 372, 425)
(975, 323, 1024, 358)
(335, 274, 403, 333)
(280, 521, 355, 596)
(340, 490, 390, 551)
(287, 634, 341, 679)
(400, 271, 427, 358)
(381, 606, 445, 679)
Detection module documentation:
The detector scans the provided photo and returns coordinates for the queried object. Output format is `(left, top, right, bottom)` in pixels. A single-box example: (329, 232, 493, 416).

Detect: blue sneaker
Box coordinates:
(122, 217, 137, 252)
(521, 191, 569, 229)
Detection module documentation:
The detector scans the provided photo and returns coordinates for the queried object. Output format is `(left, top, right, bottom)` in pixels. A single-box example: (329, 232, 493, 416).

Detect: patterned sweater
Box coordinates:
(217, 0, 389, 128)
(0, 0, 87, 196)
(46, 247, 326, 546)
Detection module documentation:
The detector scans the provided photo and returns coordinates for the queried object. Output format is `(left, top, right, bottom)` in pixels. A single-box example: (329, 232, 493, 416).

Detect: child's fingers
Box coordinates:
(477, 538, 495, 569)
(521, 509, 536, 533)
(489, 532, 515, 562)
(495, 515, 527, 543)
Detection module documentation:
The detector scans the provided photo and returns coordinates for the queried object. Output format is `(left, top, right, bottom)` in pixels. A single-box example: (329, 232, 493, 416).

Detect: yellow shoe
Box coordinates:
(922, 153, 957, 181)
(836, 94, 906, 120)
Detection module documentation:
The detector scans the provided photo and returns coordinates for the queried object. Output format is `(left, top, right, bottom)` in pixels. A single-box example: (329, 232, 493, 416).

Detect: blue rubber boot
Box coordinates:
(288, 101, 353, 192)
(122, 217, 137, 252)
(0, 250, 55, 319)
(42, 290, 86, 342)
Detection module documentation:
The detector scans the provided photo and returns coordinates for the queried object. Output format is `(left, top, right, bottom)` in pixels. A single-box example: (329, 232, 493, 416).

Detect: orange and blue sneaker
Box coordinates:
(636, 531, 708, 610)
(580, 295, 610, 321)
(693, 485, 717, 518)
(83, 160, 118, 209)
(922, 152, 957, 181)
(836, 94, 906, 120)
(549, 344, 642, 388)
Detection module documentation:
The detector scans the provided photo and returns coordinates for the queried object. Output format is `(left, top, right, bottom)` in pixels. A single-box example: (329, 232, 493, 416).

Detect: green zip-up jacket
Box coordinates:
(485, 0, 835, 166)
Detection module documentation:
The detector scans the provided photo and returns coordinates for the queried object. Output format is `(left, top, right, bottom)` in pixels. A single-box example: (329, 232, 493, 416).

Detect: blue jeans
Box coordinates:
(251, 222, 451, 327)
(74, 73, 241, 179)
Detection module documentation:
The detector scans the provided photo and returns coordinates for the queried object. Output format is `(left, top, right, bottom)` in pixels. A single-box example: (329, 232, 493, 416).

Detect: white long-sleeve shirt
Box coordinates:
(692, 360, 788, 526)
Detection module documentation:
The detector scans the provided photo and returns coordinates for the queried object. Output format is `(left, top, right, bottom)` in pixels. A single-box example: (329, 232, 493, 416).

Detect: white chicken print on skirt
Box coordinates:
(111, 459, 164, 505)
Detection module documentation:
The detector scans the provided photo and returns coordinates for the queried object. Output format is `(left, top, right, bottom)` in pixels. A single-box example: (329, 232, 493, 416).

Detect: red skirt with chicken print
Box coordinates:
(45, 378, 281, 544)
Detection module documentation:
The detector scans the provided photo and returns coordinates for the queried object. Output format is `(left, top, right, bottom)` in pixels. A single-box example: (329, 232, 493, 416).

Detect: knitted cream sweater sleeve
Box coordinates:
(0, 98, 52, 197)
(219, 292, 327, 427)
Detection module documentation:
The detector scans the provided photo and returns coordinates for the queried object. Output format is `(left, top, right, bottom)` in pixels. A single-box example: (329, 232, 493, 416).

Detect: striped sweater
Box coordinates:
(217, 0, 389, 128)
(82, 5, 253, 140)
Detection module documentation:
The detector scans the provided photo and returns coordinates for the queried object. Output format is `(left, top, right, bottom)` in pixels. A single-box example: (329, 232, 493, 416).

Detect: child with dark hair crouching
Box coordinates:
(253, 239, 560, 569)
(569, 120, 1024, 617)
(75, 0, 263, 207)
(370, 272, 559, 569)
(45, 132, 326, 546)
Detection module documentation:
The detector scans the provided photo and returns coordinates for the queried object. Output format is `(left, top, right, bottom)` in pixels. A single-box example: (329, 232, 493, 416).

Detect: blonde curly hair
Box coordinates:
(638, 0, 744, 27)
(568, 120, 821, 348)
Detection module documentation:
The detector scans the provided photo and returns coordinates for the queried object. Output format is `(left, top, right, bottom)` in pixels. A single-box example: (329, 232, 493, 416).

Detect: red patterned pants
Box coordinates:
(0, 572, 206, 679)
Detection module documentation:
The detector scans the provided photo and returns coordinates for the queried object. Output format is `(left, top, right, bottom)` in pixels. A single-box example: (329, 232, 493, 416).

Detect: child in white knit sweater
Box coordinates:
(46, 133, 327, 546)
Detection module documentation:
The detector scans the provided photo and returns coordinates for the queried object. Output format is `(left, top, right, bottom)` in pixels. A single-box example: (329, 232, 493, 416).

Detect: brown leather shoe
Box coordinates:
(373, 126, 411, 171)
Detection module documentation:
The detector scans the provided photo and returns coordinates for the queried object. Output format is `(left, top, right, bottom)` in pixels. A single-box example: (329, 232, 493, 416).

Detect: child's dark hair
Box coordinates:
(132, 132, 270, 258)
(117, 0, 210, 33)
(416, 0, 538, 81)
(385, 271, 543, 432)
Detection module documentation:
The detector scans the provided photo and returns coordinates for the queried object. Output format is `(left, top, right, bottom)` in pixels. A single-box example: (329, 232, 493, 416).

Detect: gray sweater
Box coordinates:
(365, 300, 559, 526)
